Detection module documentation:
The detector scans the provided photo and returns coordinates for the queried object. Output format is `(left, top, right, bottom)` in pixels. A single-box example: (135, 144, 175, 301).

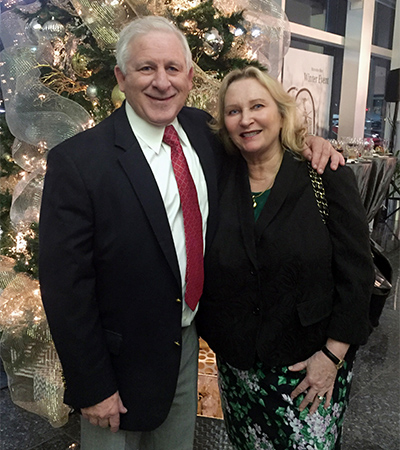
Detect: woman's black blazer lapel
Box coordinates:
(255, 151, 303, 240)
(233, 151, 304, 263)
(232, 156, 258, 268)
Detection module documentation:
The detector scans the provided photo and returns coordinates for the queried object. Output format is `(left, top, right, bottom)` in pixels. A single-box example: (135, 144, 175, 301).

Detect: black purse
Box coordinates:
(369, 239, 392, 326)
(307, 162, 392, 328)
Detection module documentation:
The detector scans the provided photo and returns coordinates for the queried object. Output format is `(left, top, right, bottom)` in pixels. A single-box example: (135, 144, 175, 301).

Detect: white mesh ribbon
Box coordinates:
(12, 138, 47, 173)
(0, 46, 92, 149)
(70, 0, 136, 49)
(0, 8, 93, 228)
(213, 0, 290, 78)
(0, 272, 70, 428)
(0, 5, 92, 426)
(0, 9, 31, 50)
(10, 168, 44, 227)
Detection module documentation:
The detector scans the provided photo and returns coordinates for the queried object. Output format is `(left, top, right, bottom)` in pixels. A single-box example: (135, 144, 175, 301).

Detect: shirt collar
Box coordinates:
(125, 102, 183, 155)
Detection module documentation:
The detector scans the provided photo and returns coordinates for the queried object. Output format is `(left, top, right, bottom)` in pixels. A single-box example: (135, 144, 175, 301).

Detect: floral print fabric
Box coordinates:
(217, 357, 353, 450)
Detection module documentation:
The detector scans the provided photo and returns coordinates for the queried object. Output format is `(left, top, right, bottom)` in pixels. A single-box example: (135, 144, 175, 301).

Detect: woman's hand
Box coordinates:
(289, 339, 350, 414)
(288, 350, 338, 415)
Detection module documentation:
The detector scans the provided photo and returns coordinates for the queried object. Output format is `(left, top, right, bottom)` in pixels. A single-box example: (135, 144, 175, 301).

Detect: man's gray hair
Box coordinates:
(116, 16, 193, 74)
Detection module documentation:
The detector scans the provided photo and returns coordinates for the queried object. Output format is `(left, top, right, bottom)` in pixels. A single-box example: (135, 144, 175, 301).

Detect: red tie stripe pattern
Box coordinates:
(163, 125, 204, 311)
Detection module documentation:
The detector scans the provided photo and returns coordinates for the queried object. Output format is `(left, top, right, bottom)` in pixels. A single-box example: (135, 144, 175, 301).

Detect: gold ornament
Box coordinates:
(71, 52, 92, 78)
(111, 84, 125, 108)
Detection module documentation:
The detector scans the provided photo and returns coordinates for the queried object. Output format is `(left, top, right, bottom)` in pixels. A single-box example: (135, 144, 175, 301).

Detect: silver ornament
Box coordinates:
(86, 85, 98, 99)
(250, 26, 262, 38)
(25, 18, 43, 44)
(228, 24, 245, 37)
(203, 28, 224, 57)
(42, 17, 65, 41)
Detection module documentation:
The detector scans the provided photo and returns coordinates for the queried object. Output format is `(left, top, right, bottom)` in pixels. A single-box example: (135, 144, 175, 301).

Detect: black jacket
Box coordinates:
(39, 104, 221, 431)
(197, 150, 374, 370)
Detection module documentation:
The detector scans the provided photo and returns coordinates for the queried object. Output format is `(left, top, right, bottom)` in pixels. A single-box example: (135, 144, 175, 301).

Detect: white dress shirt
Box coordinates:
(125, 103, 209, 327)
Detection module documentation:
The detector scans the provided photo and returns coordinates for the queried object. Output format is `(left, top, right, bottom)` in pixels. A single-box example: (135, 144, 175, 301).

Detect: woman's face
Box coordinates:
(224, 78, 283, 158)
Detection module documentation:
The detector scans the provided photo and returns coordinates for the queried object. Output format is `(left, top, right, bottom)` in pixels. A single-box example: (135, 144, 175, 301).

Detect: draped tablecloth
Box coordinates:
(347, 156, 397, 222)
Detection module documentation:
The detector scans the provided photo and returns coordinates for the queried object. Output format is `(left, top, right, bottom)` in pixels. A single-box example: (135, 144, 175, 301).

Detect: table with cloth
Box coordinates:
(347, 155, 397, 223)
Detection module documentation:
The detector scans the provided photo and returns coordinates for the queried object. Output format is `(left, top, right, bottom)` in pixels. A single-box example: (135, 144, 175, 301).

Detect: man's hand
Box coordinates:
(81, 391, 128, 433)
(303, 135, 345, 174)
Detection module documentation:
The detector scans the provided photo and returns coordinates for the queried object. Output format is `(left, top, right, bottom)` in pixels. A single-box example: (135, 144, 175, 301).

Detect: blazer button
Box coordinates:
(250, 270, 256, 276)
(252, 307, 260, 316)
(176, 298, 182, 303)
(174, 341, 181, 347)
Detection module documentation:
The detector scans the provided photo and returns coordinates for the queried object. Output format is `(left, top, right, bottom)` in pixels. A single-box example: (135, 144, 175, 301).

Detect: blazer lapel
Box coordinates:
(255, 151, 303, 240)
(114, 107, 181, 285)
(234, 156, 259, 268)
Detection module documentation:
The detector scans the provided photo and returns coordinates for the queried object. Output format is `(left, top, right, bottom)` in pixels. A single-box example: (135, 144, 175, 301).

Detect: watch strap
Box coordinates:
(321, 345, 344, 369)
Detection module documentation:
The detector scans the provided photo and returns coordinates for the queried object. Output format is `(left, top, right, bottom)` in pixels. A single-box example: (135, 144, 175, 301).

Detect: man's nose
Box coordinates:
(152, 69, 171, 90)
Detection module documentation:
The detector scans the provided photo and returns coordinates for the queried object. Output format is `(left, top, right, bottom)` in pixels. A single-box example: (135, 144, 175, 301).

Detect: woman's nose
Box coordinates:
(239, 110, 253, 126)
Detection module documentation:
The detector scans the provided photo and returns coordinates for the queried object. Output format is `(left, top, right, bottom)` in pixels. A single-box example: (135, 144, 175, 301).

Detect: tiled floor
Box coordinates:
(1, 199, 399, 450)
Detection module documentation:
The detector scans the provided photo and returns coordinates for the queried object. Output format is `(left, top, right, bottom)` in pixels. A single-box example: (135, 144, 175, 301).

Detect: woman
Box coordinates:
(196, 67, 374, 450)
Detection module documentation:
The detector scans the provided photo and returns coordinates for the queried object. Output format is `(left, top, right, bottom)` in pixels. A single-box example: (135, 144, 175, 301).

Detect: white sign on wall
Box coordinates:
(282, 48, 334, 138)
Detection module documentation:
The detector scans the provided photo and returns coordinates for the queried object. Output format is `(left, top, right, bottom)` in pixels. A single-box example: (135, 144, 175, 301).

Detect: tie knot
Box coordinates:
(163, 125, 180, 148)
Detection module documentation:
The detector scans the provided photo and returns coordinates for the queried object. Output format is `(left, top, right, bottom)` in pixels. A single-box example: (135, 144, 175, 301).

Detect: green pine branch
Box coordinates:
(172, 0, 263, 78)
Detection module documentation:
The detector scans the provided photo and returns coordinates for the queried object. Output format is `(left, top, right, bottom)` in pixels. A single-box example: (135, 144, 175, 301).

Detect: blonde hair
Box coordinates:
(211, 66, 307, 155)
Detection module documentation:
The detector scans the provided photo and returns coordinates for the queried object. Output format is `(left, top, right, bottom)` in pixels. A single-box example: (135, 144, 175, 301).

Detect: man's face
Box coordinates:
(114, 31, 193, 127)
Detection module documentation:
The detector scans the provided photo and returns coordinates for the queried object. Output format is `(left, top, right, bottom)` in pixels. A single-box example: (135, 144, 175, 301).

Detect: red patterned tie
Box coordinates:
(163, 125, 204, 311)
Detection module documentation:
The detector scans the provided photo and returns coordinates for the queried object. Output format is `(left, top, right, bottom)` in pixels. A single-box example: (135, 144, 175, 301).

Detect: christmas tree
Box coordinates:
(0, 0, 289, 426)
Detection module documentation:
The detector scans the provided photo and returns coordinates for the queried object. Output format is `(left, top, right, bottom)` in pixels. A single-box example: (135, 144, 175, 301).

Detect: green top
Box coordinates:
(252, 189, 271, 221)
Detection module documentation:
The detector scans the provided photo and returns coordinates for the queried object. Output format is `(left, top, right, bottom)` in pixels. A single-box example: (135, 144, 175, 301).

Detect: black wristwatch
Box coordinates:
(321, 345, 344, 370)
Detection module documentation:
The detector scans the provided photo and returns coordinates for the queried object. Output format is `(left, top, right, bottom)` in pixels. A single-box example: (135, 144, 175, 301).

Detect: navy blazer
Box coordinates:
(39, 104, 221, 431)
(197, 151, 374, 370)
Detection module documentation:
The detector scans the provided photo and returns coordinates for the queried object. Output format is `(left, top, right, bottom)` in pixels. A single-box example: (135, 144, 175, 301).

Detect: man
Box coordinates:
(39, 16, 342, 450)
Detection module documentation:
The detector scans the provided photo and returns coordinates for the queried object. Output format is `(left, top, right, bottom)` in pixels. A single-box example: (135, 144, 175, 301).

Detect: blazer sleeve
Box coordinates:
(39, 145, 118, 409)
(322, 165, 375, 344)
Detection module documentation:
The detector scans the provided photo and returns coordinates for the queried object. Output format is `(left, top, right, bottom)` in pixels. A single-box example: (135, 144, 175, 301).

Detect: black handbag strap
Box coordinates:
(307, 161, 329, 223)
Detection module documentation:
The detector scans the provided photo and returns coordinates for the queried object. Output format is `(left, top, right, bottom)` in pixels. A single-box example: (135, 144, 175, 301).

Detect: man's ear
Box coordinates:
(114, 66, 126, 93)
(187, 66, 194, 90)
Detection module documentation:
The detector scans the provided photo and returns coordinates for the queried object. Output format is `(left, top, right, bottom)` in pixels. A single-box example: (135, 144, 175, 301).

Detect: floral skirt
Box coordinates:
(217, 357, 354, 450)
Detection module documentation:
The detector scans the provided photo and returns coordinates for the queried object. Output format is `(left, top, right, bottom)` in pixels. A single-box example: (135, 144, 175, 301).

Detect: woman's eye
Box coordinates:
(227, 109, 239, 115)
(253, 104, 263, 110)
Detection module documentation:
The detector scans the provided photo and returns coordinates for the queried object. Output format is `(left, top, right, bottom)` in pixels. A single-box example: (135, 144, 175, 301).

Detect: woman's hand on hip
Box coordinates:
(288, 351, 338, 415)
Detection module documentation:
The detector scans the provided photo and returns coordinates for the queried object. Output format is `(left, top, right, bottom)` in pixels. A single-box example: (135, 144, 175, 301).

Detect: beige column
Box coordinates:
(338, 0, 376, 138)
